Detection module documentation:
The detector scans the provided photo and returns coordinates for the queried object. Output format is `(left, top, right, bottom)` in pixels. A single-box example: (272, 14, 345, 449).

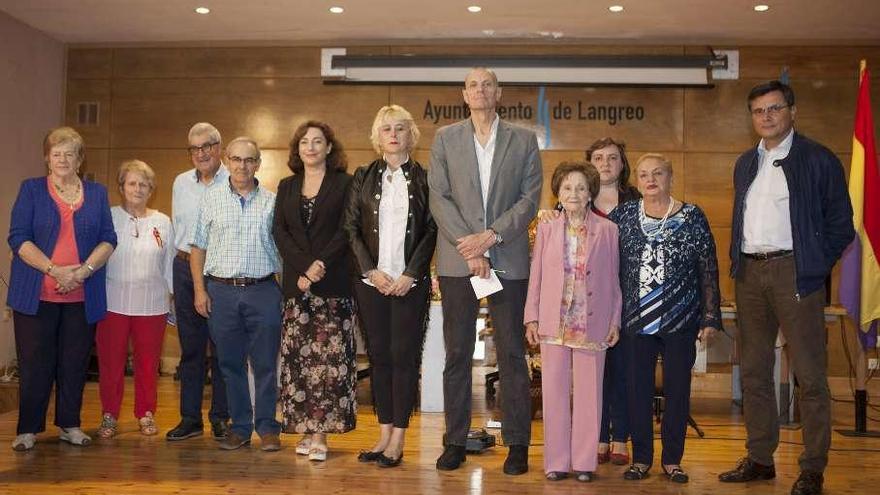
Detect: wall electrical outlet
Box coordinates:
(869, 358, 880, 371)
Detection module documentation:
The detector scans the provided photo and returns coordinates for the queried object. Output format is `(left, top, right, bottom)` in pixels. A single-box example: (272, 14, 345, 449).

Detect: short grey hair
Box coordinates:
(226, 136, 261, 160)
(188, 122, 221, 144)
(117, 159, 156, 190)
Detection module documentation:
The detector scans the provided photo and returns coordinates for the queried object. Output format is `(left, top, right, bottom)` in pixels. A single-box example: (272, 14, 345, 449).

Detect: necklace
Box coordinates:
(52, 178, 82, 210)
(639, 197, 676, 240)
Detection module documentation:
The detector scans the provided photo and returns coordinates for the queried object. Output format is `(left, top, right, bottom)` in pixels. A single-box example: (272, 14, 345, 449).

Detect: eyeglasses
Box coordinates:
(227, 156, 259, 166)
(188, 141, 219, 155)
(129, 216, 140, 238)
(750, 104, 790, 117)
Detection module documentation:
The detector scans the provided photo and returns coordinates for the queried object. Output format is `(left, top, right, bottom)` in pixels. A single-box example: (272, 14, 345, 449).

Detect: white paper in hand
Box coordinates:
(470, 269, 504, 299)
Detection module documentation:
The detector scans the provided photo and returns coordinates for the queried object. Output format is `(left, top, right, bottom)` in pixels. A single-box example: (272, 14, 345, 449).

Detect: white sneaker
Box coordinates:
(12, 433, 36, 451)
(59, 427, 92, 446)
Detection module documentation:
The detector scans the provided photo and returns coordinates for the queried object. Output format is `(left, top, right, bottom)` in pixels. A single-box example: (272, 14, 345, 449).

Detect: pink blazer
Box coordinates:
(523, 210, 622, 342)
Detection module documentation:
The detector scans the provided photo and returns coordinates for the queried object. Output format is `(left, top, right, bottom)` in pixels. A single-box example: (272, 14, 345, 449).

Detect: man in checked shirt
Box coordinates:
(190, 137, 283, 452)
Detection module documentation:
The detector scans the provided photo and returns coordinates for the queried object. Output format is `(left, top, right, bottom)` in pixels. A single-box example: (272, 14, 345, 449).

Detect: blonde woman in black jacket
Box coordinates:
(343, 105, 437, 468)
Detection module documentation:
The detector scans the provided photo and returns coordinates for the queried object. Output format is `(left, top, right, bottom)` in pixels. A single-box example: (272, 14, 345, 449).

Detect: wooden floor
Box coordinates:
(1, 372, 879, 494)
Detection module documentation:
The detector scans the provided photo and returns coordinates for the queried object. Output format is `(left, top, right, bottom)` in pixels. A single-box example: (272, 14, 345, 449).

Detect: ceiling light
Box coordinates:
(754, 4, 770, 11)
(329, 6, 344, 14)
(468, 6, 482, 13)
(609, 5, 624, 13)
(194, 7, 210, 14)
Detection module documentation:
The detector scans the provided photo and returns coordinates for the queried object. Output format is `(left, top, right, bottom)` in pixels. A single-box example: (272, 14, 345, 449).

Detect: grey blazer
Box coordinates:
(428, 118, 543, 279)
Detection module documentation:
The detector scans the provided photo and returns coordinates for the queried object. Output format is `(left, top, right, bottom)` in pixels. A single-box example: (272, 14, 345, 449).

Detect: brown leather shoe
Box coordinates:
(218, 431, 251, 450)
(718, 457, 776, 482)
(791, 471, 823, 495)
(260, 433, 281, 452)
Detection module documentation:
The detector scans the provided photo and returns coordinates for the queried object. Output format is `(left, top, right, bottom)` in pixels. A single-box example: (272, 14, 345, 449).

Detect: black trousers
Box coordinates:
(13, 302, 94, 434)
(354, 280, 430, 428)
(626, 331, 697, 468)
(439, 276, 531, 447)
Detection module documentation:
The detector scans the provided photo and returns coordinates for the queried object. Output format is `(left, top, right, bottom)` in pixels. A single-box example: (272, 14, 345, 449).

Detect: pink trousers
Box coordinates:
(540, 343, 605, 473)
(96, 312, 166, 418)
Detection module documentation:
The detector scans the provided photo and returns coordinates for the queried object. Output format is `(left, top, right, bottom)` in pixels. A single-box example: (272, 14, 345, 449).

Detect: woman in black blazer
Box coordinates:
(343, 105, 436, 468)
(273, 120, 353, 462)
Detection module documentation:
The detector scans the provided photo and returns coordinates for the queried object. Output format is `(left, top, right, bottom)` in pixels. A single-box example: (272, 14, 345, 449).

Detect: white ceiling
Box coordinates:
(0, 0, 878, 45)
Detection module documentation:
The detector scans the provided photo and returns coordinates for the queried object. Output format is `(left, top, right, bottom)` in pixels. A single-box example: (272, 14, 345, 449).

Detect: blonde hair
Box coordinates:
(635, 153, 674, 176)
(369, 105, 420, 154)
(43, 126, 85, 162)
(117, 159, 156, 191)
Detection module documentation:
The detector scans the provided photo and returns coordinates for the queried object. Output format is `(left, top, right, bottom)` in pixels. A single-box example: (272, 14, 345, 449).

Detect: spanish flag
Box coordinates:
(840, 60, 880, 348)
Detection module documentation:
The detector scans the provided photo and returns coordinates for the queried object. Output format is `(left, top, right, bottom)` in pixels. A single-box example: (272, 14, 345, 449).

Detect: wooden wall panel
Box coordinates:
(109, 78, 389, 150)
(684, 80, 756, 153)
(67, 48, 112, 79)
(65, 79, 112, 148)
(682, 152, 737, 227)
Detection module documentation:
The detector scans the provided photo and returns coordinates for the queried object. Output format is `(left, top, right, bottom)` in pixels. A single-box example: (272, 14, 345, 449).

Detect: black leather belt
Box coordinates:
(206, 274, 273, 286)
(743, 250, 793, 261)
(176, 250, 190, 262)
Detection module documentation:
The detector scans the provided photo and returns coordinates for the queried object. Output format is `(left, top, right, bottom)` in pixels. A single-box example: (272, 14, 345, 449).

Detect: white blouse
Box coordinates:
(106, 206, 175, 316)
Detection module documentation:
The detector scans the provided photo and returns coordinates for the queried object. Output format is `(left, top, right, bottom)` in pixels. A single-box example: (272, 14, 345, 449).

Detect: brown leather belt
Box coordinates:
(743, 250, 793, 261)
(206, 274, 274, 287)
(176, 250, 190, 262)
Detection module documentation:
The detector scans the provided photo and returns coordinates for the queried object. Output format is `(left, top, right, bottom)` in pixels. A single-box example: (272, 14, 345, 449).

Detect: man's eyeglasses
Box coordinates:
(188, 141, 219, 155)
(750, 104, 789, 117)
(228, 156, 260, 166)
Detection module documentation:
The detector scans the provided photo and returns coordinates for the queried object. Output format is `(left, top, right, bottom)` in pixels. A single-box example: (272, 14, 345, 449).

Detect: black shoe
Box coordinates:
(218, 431, 251, 451)
(663, 465, 689, 484)
(791, 471, 823, 495)
(623, 464, 650, 480)
(503, 445, 529, 475)
(166, 420, 204, 441)
(545, 471, 568, 481)
(377, 452, 403, 468)
(358, 450, 384, 463)
(436, 445, 467, 471)
(718, 457, 776, 482)
(575, 471, 594, 482)
(211, 420, 229, 441)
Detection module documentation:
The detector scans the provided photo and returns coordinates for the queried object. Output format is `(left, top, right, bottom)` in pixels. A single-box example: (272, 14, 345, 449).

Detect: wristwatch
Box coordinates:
(489, 228, 502, 245)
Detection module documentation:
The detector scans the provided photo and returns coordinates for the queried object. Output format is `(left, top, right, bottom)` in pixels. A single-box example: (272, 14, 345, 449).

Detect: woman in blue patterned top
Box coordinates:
(609, 153, 721, 484)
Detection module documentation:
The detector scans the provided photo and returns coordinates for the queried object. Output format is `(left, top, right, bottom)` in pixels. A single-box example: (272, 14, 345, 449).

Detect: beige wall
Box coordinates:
(64, 43, 880, 375)
(0, 11, 65, 369)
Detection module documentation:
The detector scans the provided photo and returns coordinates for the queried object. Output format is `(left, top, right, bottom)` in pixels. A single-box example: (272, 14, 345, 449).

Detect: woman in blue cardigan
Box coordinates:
(7, 127, 116, 451)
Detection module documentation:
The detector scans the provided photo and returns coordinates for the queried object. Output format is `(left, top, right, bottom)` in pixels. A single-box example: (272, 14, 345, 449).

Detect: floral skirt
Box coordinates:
(280, 293, 357, 434)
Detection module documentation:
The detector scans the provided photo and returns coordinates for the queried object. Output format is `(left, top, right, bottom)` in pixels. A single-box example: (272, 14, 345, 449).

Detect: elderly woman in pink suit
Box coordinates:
(525, 161, 621, 482)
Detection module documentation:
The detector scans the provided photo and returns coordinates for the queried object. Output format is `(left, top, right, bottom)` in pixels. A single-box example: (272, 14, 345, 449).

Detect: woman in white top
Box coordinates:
(343, 105, 437, 467)
(96, 160, 174, 438)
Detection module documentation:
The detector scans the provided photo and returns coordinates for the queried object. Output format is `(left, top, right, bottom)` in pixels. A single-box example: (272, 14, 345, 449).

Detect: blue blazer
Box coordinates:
(7, 177, 117, 324)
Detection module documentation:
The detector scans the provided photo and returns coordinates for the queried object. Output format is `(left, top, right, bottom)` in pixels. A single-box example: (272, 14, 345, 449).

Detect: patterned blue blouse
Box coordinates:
(609, 200, 721, 337)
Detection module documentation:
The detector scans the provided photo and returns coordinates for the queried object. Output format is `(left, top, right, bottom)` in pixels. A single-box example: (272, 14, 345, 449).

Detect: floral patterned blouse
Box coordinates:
(539, 220, 610, 351)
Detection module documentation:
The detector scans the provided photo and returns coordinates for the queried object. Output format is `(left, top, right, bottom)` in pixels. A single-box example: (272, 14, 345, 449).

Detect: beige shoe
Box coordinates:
(97, 414, 117, 439)
(139, 412, 158, 436)
(295, 435, 311, 455)
(12, 433, 36, 451)
(308, 445, 328, 461)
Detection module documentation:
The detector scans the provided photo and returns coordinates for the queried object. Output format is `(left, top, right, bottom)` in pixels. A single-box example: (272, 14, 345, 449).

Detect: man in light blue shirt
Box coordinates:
(167, 122, 231, 442)
(190, 137, 283, 452)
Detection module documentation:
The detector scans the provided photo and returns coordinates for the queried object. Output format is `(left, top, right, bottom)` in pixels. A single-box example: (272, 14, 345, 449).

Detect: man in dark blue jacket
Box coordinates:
(719, 80, 854, 495)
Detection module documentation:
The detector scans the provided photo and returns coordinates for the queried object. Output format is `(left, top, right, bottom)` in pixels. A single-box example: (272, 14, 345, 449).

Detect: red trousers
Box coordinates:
(95, 312, 166, 418)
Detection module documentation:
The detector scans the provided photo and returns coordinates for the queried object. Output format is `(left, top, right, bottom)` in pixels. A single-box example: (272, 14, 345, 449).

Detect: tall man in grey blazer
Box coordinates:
(429, 67, 543, 475)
